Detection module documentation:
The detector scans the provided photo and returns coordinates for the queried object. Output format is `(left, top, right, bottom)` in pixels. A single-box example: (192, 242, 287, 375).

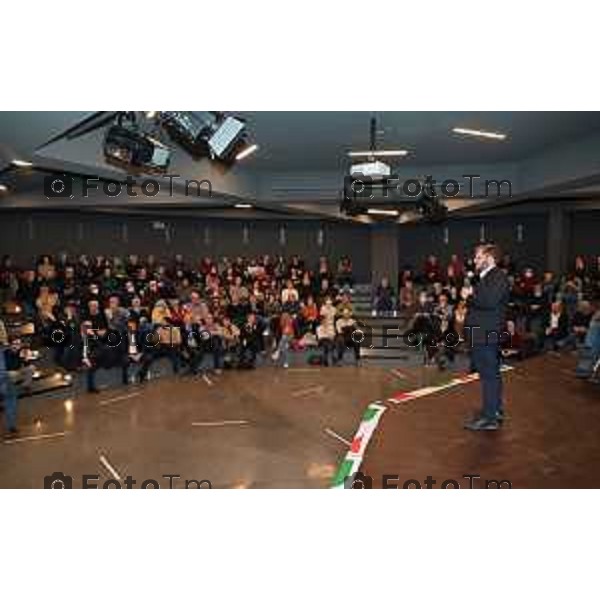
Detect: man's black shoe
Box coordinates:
(464, 417, 500, 431)
(464, 409, 505, 424)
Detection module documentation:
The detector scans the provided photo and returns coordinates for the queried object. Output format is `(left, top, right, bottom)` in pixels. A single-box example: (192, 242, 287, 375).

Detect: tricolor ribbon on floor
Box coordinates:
(331, 366, 513, 488)
(331, 403, 387, 489)
(387, 366, 512, 405)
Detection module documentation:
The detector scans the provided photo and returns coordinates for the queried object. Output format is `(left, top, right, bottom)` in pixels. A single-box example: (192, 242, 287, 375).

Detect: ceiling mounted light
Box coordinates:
(367, 208, 399, 216)
(234, 203, 253, 209)
(0, 184, 8, 192)
(235, 144, 259, 161)
(452, 127, 507, 141)
(11, 159, 33, 168)
(348, 149, 408, 158)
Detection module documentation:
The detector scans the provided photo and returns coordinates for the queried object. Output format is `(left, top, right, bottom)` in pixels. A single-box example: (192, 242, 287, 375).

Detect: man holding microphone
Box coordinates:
(464, 243, 510, 431)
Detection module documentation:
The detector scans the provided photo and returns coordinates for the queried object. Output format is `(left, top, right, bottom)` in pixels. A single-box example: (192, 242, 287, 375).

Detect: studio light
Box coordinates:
(11, 159, 33, 168)
(367, 208, 399, 216)
(452, 127, 507, 141)
(104, 121, 171, 172)
(235, 144, 259, 161)
(347, 150, 409, 158)
(208, 115, 247, 160)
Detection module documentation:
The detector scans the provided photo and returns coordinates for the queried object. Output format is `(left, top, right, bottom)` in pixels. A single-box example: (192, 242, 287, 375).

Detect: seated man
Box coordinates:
(239, 313, 262, 368)
(543, 301, 569, 352)
(202, 314, 225, 373)
(373, 277, 395, 315)
(335, 308, 360, 365)
(562, 300, 593, 350)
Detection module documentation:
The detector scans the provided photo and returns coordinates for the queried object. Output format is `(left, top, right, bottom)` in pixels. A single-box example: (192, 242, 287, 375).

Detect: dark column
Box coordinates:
(546, 206, 569, 274)
(370, 223, 399, 287)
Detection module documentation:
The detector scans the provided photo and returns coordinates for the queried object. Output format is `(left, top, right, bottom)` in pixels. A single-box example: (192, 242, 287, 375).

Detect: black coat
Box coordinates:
(465, 267, 510, 345)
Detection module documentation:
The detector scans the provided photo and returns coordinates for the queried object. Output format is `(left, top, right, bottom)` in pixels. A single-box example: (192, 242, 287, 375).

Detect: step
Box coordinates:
(359, 347, 412, 359)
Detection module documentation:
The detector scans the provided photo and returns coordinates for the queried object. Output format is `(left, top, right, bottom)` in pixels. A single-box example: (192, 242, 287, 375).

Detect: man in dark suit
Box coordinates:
(464, 243, 510, 431)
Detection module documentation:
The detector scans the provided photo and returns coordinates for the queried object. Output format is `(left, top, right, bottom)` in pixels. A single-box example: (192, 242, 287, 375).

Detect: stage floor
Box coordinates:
(2, 354, 598, 488)
(360, 354, 600, 488)
(0, 362, 413, 489)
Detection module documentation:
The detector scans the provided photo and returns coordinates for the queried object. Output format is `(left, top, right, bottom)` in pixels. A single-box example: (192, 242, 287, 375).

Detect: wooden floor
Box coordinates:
(0, 363, 402, 489)
(362, 354, 600, 488)
(2, 353, 599, 488)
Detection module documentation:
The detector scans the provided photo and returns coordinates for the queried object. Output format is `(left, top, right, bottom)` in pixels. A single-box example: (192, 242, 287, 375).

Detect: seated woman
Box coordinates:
(272, 311, 295, 368)
(138, 299, 182, 380)
(399, 280, 416, 311)
(453, 299, 468, 348)
(299, 295, 319, 335)
(407, 292, 437, 362)
(373, 277, 395, 315)
(319, 297, 337, 324)
(281, 279, 300, 314)
(221, 315, 241, 368)
(36, 284, 59, 330)
(316, 318, 336, 367)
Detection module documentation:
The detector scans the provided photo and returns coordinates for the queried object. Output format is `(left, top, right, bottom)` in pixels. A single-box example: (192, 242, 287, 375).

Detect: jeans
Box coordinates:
(276, 335, 292, 366)
(0, 350, 18, 431)
(336, 336, 360, 364)
(471, 343, 503, 420)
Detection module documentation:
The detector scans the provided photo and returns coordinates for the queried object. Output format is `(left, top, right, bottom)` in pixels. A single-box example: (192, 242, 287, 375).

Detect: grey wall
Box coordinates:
(0, 211, 372, 281)
(568, 211, 600, 263)
(3, 207, 598, 283)
(398, 214, 548, 271)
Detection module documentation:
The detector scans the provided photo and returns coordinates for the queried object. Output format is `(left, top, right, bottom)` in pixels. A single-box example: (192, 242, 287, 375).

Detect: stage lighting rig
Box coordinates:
(34, 111, 256, 174)
(161, 111, 249, 163)
(103, 112, 171, 172)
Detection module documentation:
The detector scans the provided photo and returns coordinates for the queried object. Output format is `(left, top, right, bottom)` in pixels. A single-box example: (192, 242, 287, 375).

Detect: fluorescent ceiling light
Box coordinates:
(367, 208, 399, 216)
(348, 150, 409, 158)
(11, 159, 33, 167)
(234, 203, 253, 209)
(452, 127, 507, 140)
(235, 144, 259, 161)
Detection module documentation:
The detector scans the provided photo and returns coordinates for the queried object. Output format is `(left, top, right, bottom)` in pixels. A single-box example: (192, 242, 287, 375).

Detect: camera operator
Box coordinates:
(1, 327, 21, 437)
(82, 299, 110, 393)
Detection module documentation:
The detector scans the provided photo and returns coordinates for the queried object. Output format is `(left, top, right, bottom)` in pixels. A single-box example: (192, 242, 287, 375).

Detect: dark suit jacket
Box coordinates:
(465, 266, 510, 345)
